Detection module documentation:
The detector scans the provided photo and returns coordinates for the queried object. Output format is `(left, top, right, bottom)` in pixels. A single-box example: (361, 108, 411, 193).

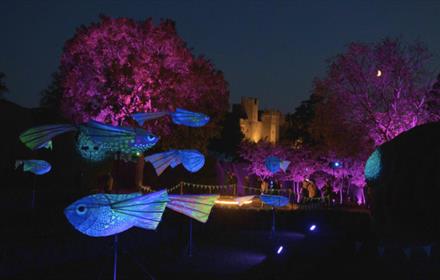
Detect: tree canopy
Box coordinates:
(310, 38, 436, 158)
(56, 16, 229, 151)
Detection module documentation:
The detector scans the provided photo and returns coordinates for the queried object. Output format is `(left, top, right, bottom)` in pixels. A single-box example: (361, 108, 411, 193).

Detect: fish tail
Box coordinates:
(179, 150, 205, 173)
(144, 150, 180, 176)
(131, 112, 169, 126)
(280, 160, 291, 172)
(167, 194, 219, 223)
(20, 124, 77, 150)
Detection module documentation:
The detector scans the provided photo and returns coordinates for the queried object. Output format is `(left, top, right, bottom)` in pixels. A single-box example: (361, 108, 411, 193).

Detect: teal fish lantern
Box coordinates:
(19, 120, 159, 161)
(15, 160, 51, 175)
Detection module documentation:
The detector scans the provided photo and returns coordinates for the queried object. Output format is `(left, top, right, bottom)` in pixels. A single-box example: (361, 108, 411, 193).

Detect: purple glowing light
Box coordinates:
(309, 225, 317, 231)
(277, 246, 283, 254)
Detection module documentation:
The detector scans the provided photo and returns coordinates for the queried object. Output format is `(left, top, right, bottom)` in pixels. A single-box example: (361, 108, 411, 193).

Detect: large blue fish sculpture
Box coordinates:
(144, 149, 205, 176)
(19, 120, 160, 161)
(15, 160, 51, 175)
(260, 194, 289, 207)
(265, 156, 290, 174)
(64, 191, 218, 237)
(132, 108, 210, 127)
(64, 190, 168, 237)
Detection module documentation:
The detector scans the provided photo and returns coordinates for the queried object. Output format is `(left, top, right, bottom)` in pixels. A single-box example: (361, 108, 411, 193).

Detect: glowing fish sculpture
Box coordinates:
(15, 160, 51, 175)
(264, 156, 290, 174)
(132, 108, 210, 127)
(259, 194, 289, 207)
(19, 120, 159, 161)
(145, 149, 205, 176)
(167, 194, 219, 223)
(64, 190, 168, 237)
(365, 148, 382, 181)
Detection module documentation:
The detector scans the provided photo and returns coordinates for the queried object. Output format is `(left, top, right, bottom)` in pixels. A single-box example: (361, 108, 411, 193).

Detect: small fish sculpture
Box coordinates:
(260, 194, 289, 207)
(167, 194, 218, 223)
(145, 149, 205, 176)
(19, 120, 159, 161)
(132, 108, 210, 127)
(264, 156, 290, 173)
(15, 160, 51, 175)
(42, 140, 53, 150)
(64, 190, 168, 237)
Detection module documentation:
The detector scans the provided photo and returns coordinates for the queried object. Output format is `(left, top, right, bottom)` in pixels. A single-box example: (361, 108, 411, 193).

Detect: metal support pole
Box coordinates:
(31, 175, 37, 209)
(188, 219, 193, 257)
(113, 234, 118, 280)
(271, 207, 275, 238)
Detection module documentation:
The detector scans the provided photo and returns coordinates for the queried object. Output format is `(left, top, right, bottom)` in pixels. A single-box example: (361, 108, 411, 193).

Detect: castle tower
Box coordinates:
(241, 97, 258, 122)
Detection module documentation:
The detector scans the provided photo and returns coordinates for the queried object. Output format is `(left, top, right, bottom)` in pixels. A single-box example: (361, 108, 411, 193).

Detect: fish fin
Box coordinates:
(235, 195, 255, 206)
(15, 160, 23, 169)
(81, 121, 135, 144)
(171, 108, 209, 127)
(144, 150, 180, 176)
(260, 194, 289, 207)
(179, 150, 205, 173)
(280, 160, 290, 172)
(46, 140, 53, 150)
(168, 194, 219, 223)
(111, 190, 168, 230)
(19, 124, 76, 150)
(131, 111, 169, 126)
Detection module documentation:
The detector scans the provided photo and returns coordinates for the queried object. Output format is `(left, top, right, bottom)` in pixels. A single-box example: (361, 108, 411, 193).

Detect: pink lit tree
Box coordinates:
(55, 16, 229, 189)
(59, 16, 229, 150)
(238, 141, 293, 181)
(311, 38, 436, 151)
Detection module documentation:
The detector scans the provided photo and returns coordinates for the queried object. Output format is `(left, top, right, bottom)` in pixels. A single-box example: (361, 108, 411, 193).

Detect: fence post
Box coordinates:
(180, 182, 183, 195)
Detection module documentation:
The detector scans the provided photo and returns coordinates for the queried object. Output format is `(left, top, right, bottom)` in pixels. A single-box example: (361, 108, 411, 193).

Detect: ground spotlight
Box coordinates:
(276, 246, 283, 254)
(309, 224, 317, 232)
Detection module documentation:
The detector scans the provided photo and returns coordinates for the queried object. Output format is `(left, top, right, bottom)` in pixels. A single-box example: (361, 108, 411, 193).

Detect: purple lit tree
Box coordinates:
(238, 141, 293, 181)
(311, 38, 436, 151)
(55, 16, 229, 188)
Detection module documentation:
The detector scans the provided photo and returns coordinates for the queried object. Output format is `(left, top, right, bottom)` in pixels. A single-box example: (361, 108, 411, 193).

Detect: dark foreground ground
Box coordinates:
(1, 187, 439, 280)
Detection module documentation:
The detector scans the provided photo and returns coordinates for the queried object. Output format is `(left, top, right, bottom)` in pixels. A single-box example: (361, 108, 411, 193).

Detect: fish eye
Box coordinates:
(76, 204, 87, 215)
(81, 146, 89, 151)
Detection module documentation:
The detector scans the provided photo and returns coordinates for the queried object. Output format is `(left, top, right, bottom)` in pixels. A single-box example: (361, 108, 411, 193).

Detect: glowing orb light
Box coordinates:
(309, 224, 317, 231)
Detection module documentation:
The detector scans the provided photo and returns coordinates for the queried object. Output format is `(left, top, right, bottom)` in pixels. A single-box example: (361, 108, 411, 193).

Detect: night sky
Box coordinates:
(1, 0, 439, 113)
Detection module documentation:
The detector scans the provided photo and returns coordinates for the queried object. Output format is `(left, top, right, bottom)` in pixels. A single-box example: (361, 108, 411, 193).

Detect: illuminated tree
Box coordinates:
(311, 38, 436, 152)
(50, 16, 228, 189)
(426, 73, 440, 120)
(58, 16, 229, 151)
(239, 141, 293, 181)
